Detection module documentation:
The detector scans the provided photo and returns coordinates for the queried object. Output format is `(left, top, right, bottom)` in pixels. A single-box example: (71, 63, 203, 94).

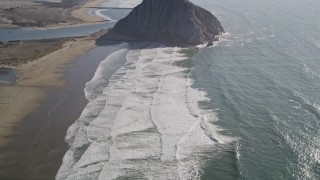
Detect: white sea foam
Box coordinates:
(57, 44, 225, 179)
(95, 9, 113, 21)
(205, 32, 231, 48)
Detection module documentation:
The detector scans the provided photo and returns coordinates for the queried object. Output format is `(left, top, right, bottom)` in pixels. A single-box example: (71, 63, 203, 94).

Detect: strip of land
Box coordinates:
(0, 38, 78, 66)
(0, 0, 108, 147)
(0, 36, 97, 179)
(0, 29, 106, 144)
(0, 24, 109, 179)
(0, 0, 111, 178)
(0, 0, 106, 29)
(0, 37, 86, 144)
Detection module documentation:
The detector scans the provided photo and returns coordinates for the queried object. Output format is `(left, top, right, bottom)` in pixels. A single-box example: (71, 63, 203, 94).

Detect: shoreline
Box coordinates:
(0, 0, 116, 179)
(0, 0, 107, 31)
(0, 36, 96, 145)
(0, 0, 110, 144)
(35, 0, 108, 30)
(71, 0, 106, 23)
(0, 34, 104, 178)
(0, 38, 124, 179)
(32, 20, 107, 31)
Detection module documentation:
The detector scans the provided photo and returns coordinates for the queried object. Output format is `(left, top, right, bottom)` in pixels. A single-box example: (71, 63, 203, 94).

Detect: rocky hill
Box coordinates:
(110, 0, 225, 46)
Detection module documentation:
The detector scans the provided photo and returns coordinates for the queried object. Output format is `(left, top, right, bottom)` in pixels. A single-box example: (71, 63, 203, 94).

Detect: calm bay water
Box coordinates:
(0, 8, 131, 41)
(0, 23, 114, 41)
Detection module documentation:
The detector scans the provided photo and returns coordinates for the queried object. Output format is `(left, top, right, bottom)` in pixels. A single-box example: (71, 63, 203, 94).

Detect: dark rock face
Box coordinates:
(112, 0, 225, 46)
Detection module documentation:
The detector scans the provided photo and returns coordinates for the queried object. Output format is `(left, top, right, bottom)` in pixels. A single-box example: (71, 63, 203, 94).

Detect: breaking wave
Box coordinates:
(57, 44, 224, 180)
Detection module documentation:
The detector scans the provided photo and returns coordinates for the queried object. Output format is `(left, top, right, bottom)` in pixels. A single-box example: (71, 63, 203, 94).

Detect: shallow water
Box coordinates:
(57, 43, 224, 179)
(0, 68, 16, 84)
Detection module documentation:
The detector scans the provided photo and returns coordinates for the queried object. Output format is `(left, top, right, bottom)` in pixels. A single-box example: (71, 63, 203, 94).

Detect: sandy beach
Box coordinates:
(0, 28, 110, 178)
(0, 0, 107, 137)
(0, 0, 112, 178)
(71, 0, 105, 23)
(0, 36, 96, 145)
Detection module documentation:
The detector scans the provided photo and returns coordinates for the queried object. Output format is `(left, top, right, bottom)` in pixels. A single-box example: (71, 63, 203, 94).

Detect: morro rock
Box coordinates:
(100, 0, 224, 46)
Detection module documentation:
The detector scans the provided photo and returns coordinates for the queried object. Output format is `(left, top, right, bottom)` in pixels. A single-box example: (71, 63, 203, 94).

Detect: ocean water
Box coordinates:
(58, 0, 320, 179)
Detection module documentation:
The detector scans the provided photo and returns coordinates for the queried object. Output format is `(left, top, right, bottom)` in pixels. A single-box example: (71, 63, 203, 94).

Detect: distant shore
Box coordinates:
(0, 0, 107, 30)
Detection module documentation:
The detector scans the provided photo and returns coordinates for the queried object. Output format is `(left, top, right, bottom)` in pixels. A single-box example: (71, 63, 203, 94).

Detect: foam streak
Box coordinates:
(57, 44, 221, 180)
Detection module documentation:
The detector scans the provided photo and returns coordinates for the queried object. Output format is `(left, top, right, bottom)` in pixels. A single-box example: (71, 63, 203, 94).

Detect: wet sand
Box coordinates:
(0, 39, 125, 179)
(0, 0, 113, 178)
(0, 34, 108, 179)
(0, 37, 96, 146)
(71, 0, 106, 23)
